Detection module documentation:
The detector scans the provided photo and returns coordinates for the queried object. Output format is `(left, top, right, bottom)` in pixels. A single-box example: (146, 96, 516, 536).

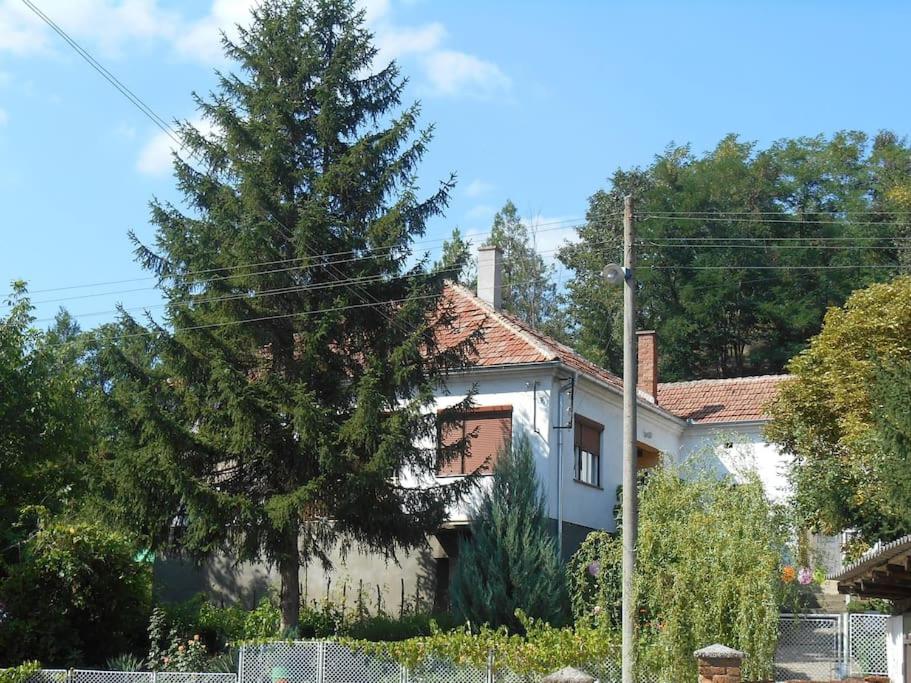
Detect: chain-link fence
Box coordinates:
(27, 673, 235, 683)
(238, 641, 632, 683)
(21, 613, 888, 683)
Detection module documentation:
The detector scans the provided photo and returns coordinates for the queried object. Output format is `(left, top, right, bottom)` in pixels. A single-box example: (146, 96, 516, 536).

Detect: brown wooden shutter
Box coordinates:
(575, 416, 602, 455)
(438, 406, 512, 475)
(438, 417, 465, 476)
(463, 407, 512, 474)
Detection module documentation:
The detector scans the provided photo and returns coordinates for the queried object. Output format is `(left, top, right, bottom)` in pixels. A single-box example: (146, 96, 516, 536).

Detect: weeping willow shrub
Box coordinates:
(568, 463, 788, 682)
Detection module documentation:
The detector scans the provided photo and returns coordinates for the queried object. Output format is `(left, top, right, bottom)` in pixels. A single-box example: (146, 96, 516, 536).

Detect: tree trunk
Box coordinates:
(278, 525, 301, 632)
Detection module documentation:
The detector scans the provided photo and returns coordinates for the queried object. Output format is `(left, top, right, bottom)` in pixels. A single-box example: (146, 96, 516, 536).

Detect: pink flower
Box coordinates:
(588, 561, 601, 577)
(798, 567, 813, 585)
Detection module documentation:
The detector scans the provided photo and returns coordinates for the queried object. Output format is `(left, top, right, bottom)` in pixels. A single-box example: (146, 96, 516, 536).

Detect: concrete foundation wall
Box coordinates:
(154, 536, 442, 613)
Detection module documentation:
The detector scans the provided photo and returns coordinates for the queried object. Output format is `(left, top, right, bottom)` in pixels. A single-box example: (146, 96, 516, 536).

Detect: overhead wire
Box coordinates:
(17, 218, 589, 299)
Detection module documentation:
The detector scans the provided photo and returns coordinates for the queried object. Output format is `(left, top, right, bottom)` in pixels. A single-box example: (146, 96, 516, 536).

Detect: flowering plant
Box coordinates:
(781, 565, 796, 584)
(798, 567, 813, 585)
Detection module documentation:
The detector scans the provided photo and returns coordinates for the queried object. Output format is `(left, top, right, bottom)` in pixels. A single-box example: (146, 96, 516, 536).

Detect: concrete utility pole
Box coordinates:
(600, 195, 638, 683)
(620, 196, 638, 683)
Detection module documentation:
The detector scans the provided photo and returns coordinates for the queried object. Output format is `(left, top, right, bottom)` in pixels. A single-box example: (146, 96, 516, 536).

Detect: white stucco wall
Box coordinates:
(677, 421, 793, 503)
(409, 366, 557, 524)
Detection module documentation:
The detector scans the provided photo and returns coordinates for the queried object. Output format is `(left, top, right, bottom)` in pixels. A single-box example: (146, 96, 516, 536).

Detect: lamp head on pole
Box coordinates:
(602, 263, 630, 286)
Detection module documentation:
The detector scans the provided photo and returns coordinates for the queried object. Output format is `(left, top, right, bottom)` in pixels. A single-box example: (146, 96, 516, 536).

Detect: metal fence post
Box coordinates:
(486, 649, 494, 683)
(316, 641, 325, 683)
(843, 612, 850, 676)
(236, 645, 244, 683)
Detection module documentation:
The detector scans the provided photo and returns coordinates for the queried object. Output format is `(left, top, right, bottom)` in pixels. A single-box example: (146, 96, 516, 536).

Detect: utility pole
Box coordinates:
(620, 195, 638, 683)
(600, 195, 638, 683)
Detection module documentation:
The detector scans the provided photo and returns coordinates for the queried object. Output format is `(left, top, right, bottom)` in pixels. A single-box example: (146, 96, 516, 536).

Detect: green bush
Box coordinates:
(0, 662, 41, 683)
(349, 612, 620, 677)
(450, 435, 568, 631)
(567, 464, 788, 682)
(0, 520, 151, 667)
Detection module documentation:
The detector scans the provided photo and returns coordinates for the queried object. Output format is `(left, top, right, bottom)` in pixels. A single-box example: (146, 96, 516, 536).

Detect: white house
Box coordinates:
(155, 245, 797, 611)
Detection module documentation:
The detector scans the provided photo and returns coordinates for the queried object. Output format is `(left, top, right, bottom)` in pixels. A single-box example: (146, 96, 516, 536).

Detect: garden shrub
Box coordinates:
(0, 520, 151, 667)
(450, 434, 568, 631)
(0, 662, 40, 683)
(349, 612, 620, 677)
(568, 465, 788, 681)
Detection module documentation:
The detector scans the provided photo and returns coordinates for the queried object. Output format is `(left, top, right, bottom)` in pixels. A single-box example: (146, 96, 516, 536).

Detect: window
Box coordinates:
(574, 415, 602, 487)
(438, 405, 513, 476)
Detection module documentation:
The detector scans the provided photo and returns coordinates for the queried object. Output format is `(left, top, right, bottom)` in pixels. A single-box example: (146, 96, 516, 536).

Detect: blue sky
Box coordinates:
(1, 0, 910, 326)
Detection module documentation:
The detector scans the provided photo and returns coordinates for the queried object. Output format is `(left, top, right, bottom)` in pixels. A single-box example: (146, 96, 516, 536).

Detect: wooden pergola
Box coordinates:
(833, 534, 911, 601)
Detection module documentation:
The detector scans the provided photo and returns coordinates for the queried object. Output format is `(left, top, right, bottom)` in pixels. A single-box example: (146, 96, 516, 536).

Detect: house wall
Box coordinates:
(677, 421, 792, 503)
(562, 375, 683, 535)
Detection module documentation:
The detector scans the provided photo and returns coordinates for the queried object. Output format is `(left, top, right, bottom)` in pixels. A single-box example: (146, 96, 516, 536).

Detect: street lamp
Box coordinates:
(602, 196, 637, 683)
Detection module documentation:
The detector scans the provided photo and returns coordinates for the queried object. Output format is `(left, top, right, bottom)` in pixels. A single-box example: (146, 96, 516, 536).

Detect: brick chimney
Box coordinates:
(637, 330, 658, 400)
(477, 245, 503, 310)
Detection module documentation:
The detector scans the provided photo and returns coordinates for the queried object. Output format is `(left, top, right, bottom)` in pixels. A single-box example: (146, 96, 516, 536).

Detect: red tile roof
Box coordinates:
(441, 284, 622, 389)
(441, 284, 788, 426)
(656, 375, 788, 424)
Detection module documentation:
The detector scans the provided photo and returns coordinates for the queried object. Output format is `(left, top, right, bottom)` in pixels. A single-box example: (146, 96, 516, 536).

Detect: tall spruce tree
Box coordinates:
(481, 201, 568, 340)
(449, 434, 568, 630)
(98, 0, 478, 629)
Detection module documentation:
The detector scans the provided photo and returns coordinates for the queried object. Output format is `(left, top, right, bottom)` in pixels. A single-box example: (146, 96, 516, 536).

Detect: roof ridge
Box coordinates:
(447, 284, 557, 362)
(658, 374, 790, 388)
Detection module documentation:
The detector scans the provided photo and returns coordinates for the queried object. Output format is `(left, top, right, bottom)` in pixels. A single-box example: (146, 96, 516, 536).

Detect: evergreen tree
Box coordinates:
(438, 227, 474, 285)
(97, 0, 478, 630)
(482, 201, 568, 340)
(450, 434, 568, 631)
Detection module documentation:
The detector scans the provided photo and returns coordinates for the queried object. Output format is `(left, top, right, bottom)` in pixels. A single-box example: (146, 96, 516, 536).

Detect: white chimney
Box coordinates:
(477, 244, 503, 310)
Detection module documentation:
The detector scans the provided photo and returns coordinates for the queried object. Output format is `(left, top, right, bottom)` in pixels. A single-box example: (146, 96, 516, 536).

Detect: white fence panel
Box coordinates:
(847, 612, 889, 677)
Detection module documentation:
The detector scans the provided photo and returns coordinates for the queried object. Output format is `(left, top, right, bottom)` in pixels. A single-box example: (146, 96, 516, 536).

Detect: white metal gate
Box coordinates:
(775, 613, 888, 681)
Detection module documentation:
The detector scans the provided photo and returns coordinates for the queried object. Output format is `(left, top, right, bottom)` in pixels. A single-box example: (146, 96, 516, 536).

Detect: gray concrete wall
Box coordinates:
(154, 535, 443, 614)
(154, 521, 595, 610)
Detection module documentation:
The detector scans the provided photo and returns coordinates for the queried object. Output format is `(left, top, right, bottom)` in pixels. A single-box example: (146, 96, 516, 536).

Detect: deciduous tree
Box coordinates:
(560, 132, 911, 379)
(767, 276, 911, 542)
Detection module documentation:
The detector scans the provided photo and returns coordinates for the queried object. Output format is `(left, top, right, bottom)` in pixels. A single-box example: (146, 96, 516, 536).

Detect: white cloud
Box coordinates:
(0, 107, 8, 126)
(374, 22, 445, 63)
(465, 204, 496, 221)
(422, 50, 510, 98)
(464, 179, 494, 198)
(173, 0, 257, 64)
(0, 0, 509, 103)
(136, 117, 215, 176)
(0, 0, 179, 57)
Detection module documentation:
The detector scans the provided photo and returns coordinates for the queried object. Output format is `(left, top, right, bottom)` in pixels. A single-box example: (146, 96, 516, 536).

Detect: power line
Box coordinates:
(641, 210, 911, 217)
(20, 218, 589, 297)
(78, 275, 554, 341)
(641, 264, 902, 271)
(20, 0, 180, 148)
(642, 215, 911, 227)
(639, 242, 908, 251)
(30, 238, 596, 323)
(16, 222, 593, 310)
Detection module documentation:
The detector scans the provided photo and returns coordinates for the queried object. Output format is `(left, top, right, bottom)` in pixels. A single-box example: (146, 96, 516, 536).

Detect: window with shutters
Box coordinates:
(574, 415, 602, 487)
(437, 405, 513, 476)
